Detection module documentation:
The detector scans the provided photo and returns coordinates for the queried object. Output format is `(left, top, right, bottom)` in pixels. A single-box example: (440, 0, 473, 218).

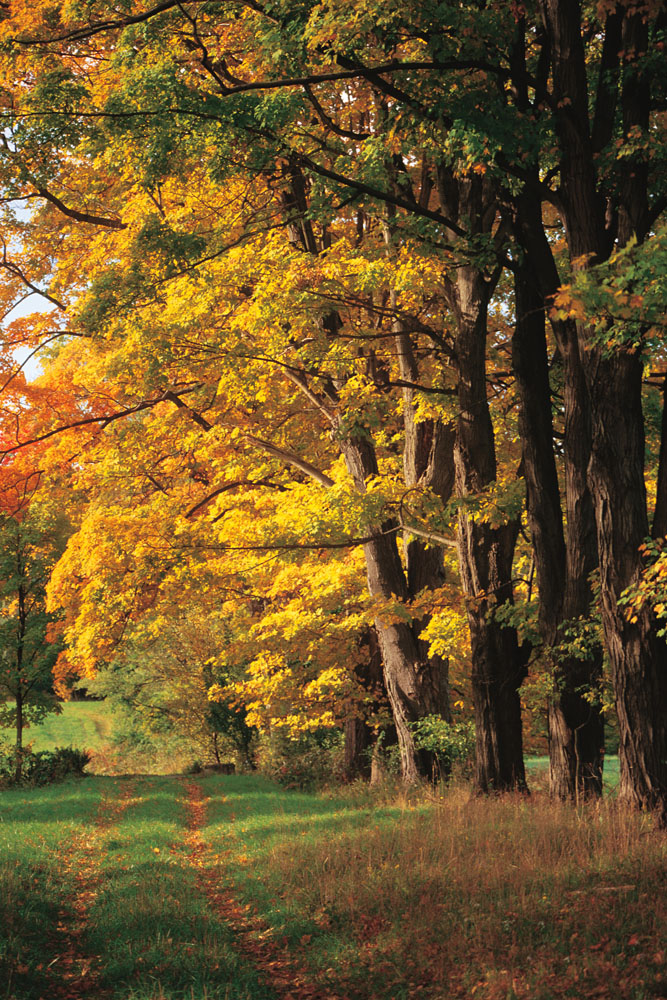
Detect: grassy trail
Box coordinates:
(48, 780, 140, 999)
(1, 775, 666, 1000)
(181, 780, 339, 1000)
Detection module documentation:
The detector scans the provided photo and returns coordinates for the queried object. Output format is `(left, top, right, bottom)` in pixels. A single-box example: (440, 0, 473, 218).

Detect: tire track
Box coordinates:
(181, 780, 351, 1000)
(48, 779, 140, 1000)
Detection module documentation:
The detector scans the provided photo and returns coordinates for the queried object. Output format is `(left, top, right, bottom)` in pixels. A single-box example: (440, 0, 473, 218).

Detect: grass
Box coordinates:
(0, 779, 105, 999)
(20, 701, 193, 774)
(2, 772, 664, 999)
(24, 701, 116, 754)
(204, 775, 666, 999)
(525, 755, 621, 792)
(85, 777, 269, 998)
(0, 776, 273, 999)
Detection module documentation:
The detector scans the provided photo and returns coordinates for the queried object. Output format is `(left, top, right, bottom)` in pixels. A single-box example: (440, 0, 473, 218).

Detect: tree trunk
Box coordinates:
(15, 688, 23, 783)
(586, 349, 667, 818)
(280, 168, 453, 784)
(434, 169, 527, 792)
(652, 375, 667, 540)
(15, 574, 26, 784)
(344, 628, 385, 780)
(340, 431, 448, 783)
(540, 0, 667, 819)
(513, 191, 604, 799)
(344, 717, 373, 780)
(451, 260, 527, 792)
(548, 328, 604, 798)
(396, 306, 455, 724)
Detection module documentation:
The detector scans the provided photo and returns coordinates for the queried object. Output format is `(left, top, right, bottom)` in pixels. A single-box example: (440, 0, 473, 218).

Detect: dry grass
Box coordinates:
(4, 774, 663, 1000)
(257, 786, 666, 999)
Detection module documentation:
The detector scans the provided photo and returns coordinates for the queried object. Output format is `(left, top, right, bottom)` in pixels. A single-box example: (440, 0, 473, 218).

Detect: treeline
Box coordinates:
(0, 0, 665, 818)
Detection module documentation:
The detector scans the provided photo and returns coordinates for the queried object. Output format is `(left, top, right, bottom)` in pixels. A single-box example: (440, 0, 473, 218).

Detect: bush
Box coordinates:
(0, 745, 91, 788)
(257, 728, 345, 790)
(410, 717, 476, 780)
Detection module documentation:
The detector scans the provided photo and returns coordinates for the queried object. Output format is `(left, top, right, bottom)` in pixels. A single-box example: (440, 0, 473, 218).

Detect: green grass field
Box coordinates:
(18, 701, 195, 774)
(1, 774, 664, 1000)
(525, 754, 620, 791)
(24, 701, 117, 753)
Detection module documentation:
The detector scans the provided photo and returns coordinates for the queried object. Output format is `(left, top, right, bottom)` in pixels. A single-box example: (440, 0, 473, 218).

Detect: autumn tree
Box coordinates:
(0, 0, 664, 813)
(0, 0, 527, 789)
(0, 491, 67, 779)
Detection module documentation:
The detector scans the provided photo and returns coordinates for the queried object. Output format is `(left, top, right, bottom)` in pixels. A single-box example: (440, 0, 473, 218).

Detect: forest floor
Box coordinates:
(0, 774, 665, 1000)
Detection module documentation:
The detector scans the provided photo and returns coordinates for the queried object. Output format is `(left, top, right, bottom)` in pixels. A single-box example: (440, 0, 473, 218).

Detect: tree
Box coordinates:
(0, 0, 524, 787)
(0, 0, 664, 812)
(0, 493, 67, 779)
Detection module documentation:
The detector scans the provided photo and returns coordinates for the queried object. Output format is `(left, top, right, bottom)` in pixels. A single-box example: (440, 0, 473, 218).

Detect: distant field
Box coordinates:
(24, 705, 622, 788)
(22, 701, 194, 775)
(24, 700, 117, 753)
(525, 754, 620, 791)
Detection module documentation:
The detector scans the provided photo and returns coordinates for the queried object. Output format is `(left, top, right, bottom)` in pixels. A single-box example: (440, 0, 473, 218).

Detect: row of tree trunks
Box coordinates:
(512, 191, 604, 800)
(540, 0, 667, 820)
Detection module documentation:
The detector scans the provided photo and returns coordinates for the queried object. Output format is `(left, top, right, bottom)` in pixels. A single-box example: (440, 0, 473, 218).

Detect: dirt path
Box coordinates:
(181, 780, 350, 1000)
(48, 780, 140, 1000)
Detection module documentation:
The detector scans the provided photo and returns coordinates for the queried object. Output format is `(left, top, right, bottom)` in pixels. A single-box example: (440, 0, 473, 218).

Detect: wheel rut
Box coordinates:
(181, 780, 352, 1000)
(48, 780, 140, 1000)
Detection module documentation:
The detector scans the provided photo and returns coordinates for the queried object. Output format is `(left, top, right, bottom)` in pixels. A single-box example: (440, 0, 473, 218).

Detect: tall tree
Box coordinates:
(0, 0, 664, 812)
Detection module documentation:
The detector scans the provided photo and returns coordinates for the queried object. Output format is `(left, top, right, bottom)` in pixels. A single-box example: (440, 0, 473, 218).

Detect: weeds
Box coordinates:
(204, 778, 666, 1000)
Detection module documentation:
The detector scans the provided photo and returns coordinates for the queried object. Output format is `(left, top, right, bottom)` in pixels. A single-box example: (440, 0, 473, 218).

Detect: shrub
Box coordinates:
(258, 728, 345, 790)
(0, 745, 91, 788)
(410, 717, 476, 780)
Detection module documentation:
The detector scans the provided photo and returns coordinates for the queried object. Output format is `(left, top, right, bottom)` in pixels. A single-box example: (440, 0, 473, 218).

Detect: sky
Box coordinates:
(3, 292, 58, 383)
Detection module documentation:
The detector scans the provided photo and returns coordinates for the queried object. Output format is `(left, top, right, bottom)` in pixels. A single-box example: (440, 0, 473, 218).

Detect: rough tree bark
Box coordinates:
(437, 172, 527, 792)
(652, 375, 667, 541)
(540, 0, 667, 818)
(512, 191, 604, 800)
(343, 628, 394, 780)
(339, 430, 451, 783)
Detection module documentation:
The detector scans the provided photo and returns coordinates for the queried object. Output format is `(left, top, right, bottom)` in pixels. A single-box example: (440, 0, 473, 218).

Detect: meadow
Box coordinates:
(22, 701, 115, 755)
(19, 701, 194, 775)
(1, 771, 664, 1000)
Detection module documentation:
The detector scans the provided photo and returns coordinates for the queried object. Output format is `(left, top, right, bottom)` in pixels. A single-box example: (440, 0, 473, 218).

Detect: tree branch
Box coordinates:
(36, 187, 126, 230)
(0, 386, 202, 456)
(184, 477, 284, 519)
(244, 434, 334, 487)
(16, 0, 213, 44)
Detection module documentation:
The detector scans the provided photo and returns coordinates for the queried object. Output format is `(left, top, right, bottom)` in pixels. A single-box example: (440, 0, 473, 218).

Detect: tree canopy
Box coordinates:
(0, 0, 664, 816)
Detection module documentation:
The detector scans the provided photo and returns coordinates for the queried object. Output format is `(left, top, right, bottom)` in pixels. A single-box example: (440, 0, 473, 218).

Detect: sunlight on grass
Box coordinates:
(525, 755, 620, 793)
(23, 701, 117, 753)
(202, 774, 666, 1000)
(1, 774, 665, 1000)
